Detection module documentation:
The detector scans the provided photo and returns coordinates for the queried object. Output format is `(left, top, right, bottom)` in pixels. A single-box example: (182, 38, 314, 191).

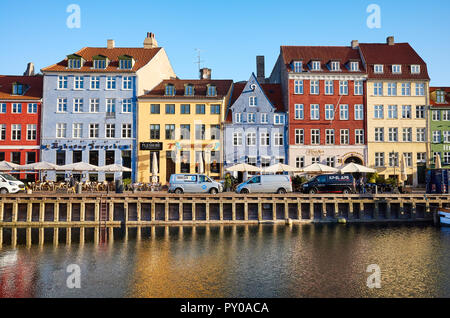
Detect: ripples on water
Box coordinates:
(0, 224, 450, 298)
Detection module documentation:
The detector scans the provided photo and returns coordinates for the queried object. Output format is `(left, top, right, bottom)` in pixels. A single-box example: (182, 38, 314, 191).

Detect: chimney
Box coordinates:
(23, 62, 35, 76)
(256, 56, 265, 83)
(351, 40, 359, 49)
(387, 36, 395, 46)
(200, 68, 211, 80)
(107, 39, 115, 49)
(144, 32, 158, 49)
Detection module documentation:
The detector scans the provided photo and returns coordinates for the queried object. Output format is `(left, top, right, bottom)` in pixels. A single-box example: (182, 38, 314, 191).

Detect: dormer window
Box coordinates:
(411, 65, 420, 74)
(392, 65, 402, 74)
(165, 84, 175, 96)
(207, 85, 217, 97)
(93, 55, 108, 69)
(311, 61, 321, 71)
(293, 61, 302, 73)
(12, 83, 24, 95)
(330, 61, 340, 71)
(374, 64, 384, 74)
(184, 84, 194, 96)
(67, 54, 83, 69)
(118, 55, 134, 69)
(350, 61, 359, 72)
(437, 91, 446, 104)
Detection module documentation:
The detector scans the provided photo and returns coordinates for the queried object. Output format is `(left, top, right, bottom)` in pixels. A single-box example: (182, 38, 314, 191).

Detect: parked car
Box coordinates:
(0, 173, 25, 194)
(301, 174, 355, 194)
(168, 174, 223, 194)
(236, 175, 293, 194)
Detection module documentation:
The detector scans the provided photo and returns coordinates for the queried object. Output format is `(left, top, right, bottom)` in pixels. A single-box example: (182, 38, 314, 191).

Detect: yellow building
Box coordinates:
(137, 73, 233, 184)
(359, 38, 430, 186)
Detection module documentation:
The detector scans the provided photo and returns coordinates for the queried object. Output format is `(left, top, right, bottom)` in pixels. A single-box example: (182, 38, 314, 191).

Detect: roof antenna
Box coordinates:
(194, 48, 204, 71)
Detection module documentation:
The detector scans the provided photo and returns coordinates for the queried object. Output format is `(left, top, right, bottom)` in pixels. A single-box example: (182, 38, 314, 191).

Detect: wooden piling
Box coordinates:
(231, 202, 236, 221)
(54, 202, 59, 223)
(12, 201, 18, 223)
(0, 202, 4, 222)
(27, 202, 32, 222)
(80, 202, 86, 222)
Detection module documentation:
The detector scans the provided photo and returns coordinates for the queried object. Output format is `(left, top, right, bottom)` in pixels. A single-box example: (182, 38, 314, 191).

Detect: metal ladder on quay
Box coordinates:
(99, 197, 108, 244)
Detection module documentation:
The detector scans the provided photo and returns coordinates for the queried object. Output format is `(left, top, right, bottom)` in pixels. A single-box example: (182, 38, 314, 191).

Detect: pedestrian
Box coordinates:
(224, 173, 232, 192)
(69, 174, 75, 188)
(358, 176, 365, 194)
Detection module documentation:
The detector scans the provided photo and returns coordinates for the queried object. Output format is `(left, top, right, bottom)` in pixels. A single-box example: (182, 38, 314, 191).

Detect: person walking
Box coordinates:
(358, 176, 365, 194)
(224, 173, 232, 192)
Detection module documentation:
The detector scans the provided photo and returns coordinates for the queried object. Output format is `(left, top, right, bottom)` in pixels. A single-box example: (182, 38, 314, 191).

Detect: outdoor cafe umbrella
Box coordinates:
(97, 164, 132, 172)
(56, 162, 100, 172)
(301, 163, 339, 174)
(152, 152, 159, 184)
(263, 163, 302, 174)
(225, 163, 262, 173)
(435, 153, 442, 169)
(0, 161, 21, 171)
(338, 163, 376, 174)
(400, 154, 408, 184)
(20, 161, 58, 171)
(198, 152, 204, 174)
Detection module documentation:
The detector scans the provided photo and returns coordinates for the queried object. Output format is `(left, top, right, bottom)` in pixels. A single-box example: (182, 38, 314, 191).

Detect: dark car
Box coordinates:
(301, 174, 356, 194)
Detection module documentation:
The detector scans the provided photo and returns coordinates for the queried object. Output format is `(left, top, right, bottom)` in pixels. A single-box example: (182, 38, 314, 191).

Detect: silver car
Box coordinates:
(236, 175, 293, 194)
(169, 174, 223, 194)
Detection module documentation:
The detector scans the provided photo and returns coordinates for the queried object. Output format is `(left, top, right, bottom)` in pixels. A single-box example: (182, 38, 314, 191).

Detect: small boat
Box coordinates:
(438, 208, 450, 226)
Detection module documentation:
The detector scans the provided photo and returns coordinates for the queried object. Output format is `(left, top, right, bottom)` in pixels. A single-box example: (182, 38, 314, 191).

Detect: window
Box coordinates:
(165, 84, 175, 96)
(387, 83, 397, 96)
(340, 129, 349, 145)
(350, 61, 359, 72)
(249, 96, 257, 107)
(310, 80, 319, 94)
(389, 152, 399, 167)
(195, 124, 205, 140)
(444, 131, 450, 144)
(207, 85, 217, 97)
(411, 65, 420, 74)
(416, 128, 426, 142)
(235, 113, 242, 123)
(311, 61, 321, 71)
(0, 124, 5, 140)
(374, 82, 383, 96)
(11, 124, 21, 140)
(294, 80, 304, 94)
(274, 133, 284, 146)
(354, 81, 363, 95)
(374, 105, 384, 119)
(12, 103, 22, 113)
(260, 113, 268, 124)
(184, 85, 194, 96)
(296, 156, 305, 169)
(295, 104, 304, 120)
(274, 114, 284, 125)
(73, 123, 83, 138)
(325, 80, 334, 95)
(355, 129, 364, 144)
(375, 128, 384, 142)
(150, 124, 160, 139)
(374, 64, 384, 73)
(388, 128, 398, 142)
(106, 99, 116, 114)
(402, 128, 412, 142)
(388, 105, 398, 119)
(106, 77, 116, 90)
(180, 125, 190, 140)
(165, 124, 175, 140)
(312, 157, 320, 164)
(58, 76, 68, 89)
(432, 110, 441, 121)
(122, 99, 132, 113)
(295, 129, 304, 145)
(417, 153, 426, 163)
(404, 153, 412, 167)
(354, 104, 364, 120)
(443, 110, 450, 121)
(57, 98, 67, 113)
(0, 103, 5, 113)
(93, 59, 106, 69)
(293, 61, 302, 73)
(433, 131, 441, 143)
(12, 83, 24, 95)
(105, 124, 116, 138)
(56, 123, 66, 139)
(247, 113, 256, 123)
(27, 103, 37, 114)
(416, 83, 425, 96)
(26, 124, 36, 140)
(444, 153, 450, 164)
(325, 104, 334, 120)
(260, 132, 270, 146)
(89, 124, 99, 138)
(330, 61, 340, 71)
(119, 59, 132, 70)
(166, 104, 175, 114)
(68, 58, 81, 69)
(56, 150, 66, 166)
(416, 106, 425, 119)
(74, 76, 84, 89)
(89, 99, 99, 113)
(247, 157, 257, 166)
(339, 105, 349, 120)
(233, 132, 242, 146)
(325, 129, 335, 145)
(339, 81, 348, 95)
(210, 104, 220, 114)
(392, 65, 402, 74)
(401, 83, 411, 96)
(195, 104, 205, 114)
(375, 153, 385, 167)
(246, 132, 256, 146)
(311, 129, 320, 145)
(310, 104, 320, 120)
(180, 104, 190, 114)
(402, 105, 412, 119)
(437, 91, 446, 103)
(326, 157, 335, 167)
(73, 98, 83, 112)
(90, 76, 100, 90)
(210, 125, 220, 140)
(122, 76, 132, 90)
(151, 104, 160, 114)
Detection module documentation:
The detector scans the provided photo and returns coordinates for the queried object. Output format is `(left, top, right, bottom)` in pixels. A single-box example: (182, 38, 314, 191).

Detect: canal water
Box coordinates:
(0, 224, 450, 298)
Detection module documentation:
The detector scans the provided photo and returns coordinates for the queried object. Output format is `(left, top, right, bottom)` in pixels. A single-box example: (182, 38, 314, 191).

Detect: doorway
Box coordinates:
(166, 151, 176, 183)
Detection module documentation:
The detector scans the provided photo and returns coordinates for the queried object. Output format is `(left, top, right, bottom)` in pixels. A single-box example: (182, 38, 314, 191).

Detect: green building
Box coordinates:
(429, 87, 450, 168)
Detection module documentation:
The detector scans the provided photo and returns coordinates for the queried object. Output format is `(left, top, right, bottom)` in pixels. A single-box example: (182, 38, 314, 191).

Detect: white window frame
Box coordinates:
(56, 123, 66, 139)
(72, 123, 83, 138)
(294, 104, 304, 120)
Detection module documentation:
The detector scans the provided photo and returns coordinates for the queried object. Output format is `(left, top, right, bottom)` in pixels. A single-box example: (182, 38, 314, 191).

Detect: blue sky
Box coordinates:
(0, 0, 449, 85)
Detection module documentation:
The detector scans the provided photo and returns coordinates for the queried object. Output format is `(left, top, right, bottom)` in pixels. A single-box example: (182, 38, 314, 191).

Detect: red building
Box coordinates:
(0, 75, 43, 181)
(269, 43, 368, 168)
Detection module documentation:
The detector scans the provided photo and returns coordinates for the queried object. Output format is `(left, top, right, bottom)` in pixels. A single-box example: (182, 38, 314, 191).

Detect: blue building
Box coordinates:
(224, 73, 287, 174)
(41, 33, 176, 182)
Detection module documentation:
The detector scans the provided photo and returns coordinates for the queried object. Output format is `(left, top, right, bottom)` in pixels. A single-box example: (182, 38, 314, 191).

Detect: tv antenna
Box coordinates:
(194, 48, 204, 71)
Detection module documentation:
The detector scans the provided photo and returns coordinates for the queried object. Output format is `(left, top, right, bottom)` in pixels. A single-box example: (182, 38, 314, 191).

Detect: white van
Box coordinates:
(168, 174, 223, 194)
(236, 175, 293, 194)
(0, 173, 25, 194)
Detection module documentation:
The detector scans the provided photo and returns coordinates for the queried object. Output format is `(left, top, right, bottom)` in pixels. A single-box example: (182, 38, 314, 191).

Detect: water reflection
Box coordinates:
(0, 224, 450, 298)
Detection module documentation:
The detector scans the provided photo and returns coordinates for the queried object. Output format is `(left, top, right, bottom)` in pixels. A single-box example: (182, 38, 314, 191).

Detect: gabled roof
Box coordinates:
(280, 46, 365, 74)
(430, 87, 450, 107)
(42, 47, 162, 73)
(0, 75, 43, 100)
(358, 43, 429, 80)
(139, 79, 233, 99)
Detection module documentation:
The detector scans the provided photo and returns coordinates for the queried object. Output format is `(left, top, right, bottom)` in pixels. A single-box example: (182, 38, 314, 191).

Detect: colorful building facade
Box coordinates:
(41, 33, 176, 182)
(137, 75, 233, 184)
(359, 37, 430, 186)
(0, 75, 43, 181)
(429, 87, 450, 168)
(224, 73, 287, 172)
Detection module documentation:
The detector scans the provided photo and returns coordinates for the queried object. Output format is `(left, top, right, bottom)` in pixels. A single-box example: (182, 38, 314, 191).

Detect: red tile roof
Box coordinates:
(42, 47, 162, 73)
(0, 75, 43, 100)
(280, 46, 365, 74)
(359, 43, 429, 80)
(430, 87, 450, 107)
(139, 79, 233, 99)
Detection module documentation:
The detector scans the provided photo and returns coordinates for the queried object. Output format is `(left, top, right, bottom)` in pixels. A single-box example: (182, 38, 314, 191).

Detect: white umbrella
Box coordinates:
(0, 161, 21, 171)
(339, 163, 376, 174)
(97, 164, 132, 172)
(198, 152, 204, 174)
(20, 161, 58, 171)
(302, 163, 339, 173)
(152, 152, 158, 184)
(400, 154, 408, 183)
(263, 163, 302, 173)
(225, 163, 262, 173)
(435, 153, 442, 169)
(57, 162, 99, 171)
